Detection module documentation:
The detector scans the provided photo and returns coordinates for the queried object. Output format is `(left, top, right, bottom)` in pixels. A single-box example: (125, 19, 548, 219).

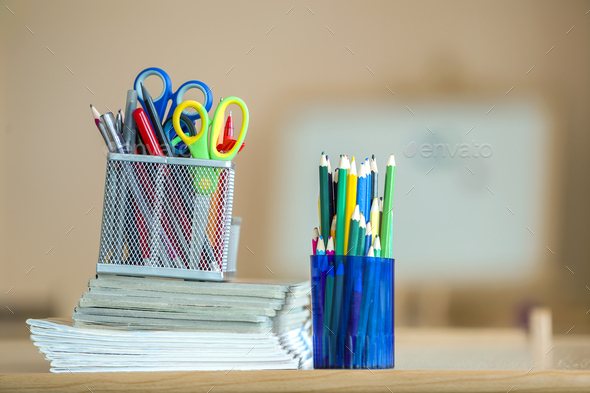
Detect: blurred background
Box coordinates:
(1, 0, 590, 370)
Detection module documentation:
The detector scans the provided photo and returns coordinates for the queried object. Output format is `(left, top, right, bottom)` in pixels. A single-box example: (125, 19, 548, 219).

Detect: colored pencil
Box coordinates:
(344, 274, 363, 367)
(370, 198, 379, 241)
(380, 155, 396, 258)
(357, 162, 367, 222)
(344, 157, 357, 252)
(347, 206, 360, 256)
(347, 275, 363, 338)
(312, 227, 319, 255)
(373, 236, 382, 258)
(333, 168, 339, 214)
(90, 105, 115, 152)
(357, 214, 366, 257)
(319, 154, 331, 242)
(316, 236, 326, 256)
(379, 197, 383, 236)
(364, 221, 372, 257)
(330, 215, 337, 242)
(331, 261, 345, 347)
(326, 236, 335, 255)
(324, 261, 335, 333)
(371, 155, 378, 201)
(355, 245, 375, 366)
(336, 156, 349, 255)
(365, 157, 371, 221)
(327, 156, 334, 224)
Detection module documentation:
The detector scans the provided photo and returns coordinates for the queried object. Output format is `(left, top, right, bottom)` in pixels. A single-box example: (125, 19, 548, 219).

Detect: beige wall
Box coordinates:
(1, 1, 589, 330)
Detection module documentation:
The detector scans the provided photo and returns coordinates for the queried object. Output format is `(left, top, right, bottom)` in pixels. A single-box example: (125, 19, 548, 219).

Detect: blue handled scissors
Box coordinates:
(134, 68, 214, 155)
(134, 67, 214, 123)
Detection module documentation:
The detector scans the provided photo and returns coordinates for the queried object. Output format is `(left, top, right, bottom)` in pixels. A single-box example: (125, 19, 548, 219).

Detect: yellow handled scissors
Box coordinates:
(172, 97, 248, 162)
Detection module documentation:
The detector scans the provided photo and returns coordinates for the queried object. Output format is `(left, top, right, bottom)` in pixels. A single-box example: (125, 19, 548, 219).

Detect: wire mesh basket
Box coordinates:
(96, 153, 236, 281)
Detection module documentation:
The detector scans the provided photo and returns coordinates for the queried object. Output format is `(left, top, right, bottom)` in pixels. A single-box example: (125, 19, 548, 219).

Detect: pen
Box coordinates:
(123, 90, 138, 153)
(140, 83, 173, 157)
(134, 108, 163, 156)
(115, 110, 123, 135)
(133, 107, 190, 265)
(101, 112, 128, 154)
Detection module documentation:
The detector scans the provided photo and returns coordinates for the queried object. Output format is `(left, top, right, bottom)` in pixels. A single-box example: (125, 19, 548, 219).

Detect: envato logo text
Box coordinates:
(403, 141, 493, 158)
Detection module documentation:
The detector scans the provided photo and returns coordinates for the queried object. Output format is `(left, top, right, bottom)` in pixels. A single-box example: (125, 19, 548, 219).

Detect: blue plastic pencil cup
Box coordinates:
(311, 255, 394, 369)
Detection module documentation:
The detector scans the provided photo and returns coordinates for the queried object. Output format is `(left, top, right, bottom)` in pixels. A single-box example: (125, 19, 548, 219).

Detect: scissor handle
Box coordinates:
(172, 100, 211, 159)
(134, 67, 172, 121)
(209, 97, 249, 161)
(169, 81, 214, 123)
(164, 114, 197, 157)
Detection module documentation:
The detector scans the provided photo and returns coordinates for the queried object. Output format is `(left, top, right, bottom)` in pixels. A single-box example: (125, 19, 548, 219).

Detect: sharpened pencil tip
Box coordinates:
(373, 236, 381, 251)
(352, 205, 360, 220)
(326, 236, 335, 252)
(316, 236, 325, 253)
(388, 154, 396, 167)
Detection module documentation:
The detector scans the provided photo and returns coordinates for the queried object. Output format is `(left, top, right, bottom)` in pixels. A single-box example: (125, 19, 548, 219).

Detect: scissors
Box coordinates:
(134, 67, 214, 155)
(171, 97, 248, 162)
(172, 98, 248, 271)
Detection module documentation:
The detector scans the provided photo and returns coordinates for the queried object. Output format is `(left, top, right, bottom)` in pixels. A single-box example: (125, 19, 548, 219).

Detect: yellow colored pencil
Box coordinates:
(370, 198, 379, 240)
(343, 157, 357, 251)
(330, 214, 337, 241)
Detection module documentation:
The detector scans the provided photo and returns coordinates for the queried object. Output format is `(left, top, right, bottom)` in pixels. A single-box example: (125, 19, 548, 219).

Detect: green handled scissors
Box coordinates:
(172, 98, 248, 194)
(172, 97, 248, 162)
(172, 98, 248, 271)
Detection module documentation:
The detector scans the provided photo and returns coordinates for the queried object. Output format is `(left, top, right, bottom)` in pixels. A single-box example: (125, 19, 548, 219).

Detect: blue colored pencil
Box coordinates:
(357, 162, 367, 221)
(355, 246, 375, 367)
(345, 274, 363, 366)
(365, 158, 371, 221)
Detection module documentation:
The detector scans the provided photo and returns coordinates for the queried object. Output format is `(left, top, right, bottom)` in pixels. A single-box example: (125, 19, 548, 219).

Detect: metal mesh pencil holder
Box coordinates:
(96, 153, 236, 281)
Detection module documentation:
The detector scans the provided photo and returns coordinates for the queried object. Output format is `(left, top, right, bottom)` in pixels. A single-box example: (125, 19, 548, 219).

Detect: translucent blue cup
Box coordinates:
(310, 255, 394, 369)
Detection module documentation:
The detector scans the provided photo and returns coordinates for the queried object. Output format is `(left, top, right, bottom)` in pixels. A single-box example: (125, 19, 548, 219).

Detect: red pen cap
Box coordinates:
(133, 108, 164, 156)
(224, 112, 234, 139)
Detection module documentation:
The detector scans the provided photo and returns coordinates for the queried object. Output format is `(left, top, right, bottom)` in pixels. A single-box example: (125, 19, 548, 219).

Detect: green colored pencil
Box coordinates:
(319, 154, 330, 242)
(373, 236, 382, 258)
(380, 155, 395, 258)
(347, 206, 360, 256)
(336, 155, 349, 255)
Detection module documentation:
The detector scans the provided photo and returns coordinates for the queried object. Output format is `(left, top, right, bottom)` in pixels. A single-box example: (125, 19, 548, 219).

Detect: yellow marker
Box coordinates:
(344, 157, 358, 251)
(370, 198, 379, 240)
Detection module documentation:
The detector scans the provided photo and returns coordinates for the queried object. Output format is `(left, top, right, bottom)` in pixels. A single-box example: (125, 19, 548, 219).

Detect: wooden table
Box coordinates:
(3, 328, 590, 392)
(2, 369, 590, 392)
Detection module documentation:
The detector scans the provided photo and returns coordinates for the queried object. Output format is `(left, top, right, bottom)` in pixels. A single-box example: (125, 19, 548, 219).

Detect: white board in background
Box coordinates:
(274, 97, 552, 284)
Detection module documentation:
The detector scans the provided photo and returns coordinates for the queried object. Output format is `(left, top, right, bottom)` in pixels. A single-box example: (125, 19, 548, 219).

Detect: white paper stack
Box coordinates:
(27, 274, 312, 373)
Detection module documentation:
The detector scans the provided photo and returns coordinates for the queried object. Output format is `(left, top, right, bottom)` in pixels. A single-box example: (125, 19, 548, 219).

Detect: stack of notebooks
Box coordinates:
(27, 274, 312, 373)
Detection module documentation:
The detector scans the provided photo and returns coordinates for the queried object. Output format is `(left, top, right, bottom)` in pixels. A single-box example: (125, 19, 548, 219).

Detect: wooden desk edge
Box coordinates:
(2, 370, 590, 393)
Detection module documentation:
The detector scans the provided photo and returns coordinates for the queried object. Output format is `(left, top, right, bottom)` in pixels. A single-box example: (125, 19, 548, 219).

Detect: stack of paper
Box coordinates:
(27, 274, 312, 373)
